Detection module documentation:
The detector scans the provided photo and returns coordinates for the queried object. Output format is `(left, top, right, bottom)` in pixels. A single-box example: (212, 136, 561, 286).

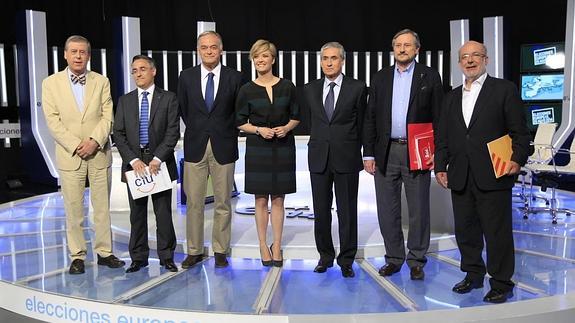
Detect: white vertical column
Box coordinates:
(162, 50, 168, 89)
(377, 51, 383, 70)
(235, 51, 241, 72)
(222, 50, 227, 66)
(450, 19, 469, 88)
(51, 46, 58, 75)
(483, 16, 504, 78)
(353, 51, 358, 79)
(177, 50, 183, 75)
(438, 50, 444, 83)
(304, 51, 309, 84)
(389, 51, 394, 66)
(279, 50, 284, 78)
(100, 48, 107, 77)
(121, 16, 141, 94)
(426, 51, 432, 68)
(291, 51, 296, 85)
(0, 44, 7, 107)
(365, 52, 371, 87)
(13, 45, 19, 107)
(316, 51, 321, 79)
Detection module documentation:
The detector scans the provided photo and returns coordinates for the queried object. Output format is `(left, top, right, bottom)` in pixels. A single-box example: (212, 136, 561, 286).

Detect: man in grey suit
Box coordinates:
(303, 42, 367, 278)
(363, 29, 444, 280)
(114, 55, 180, 273)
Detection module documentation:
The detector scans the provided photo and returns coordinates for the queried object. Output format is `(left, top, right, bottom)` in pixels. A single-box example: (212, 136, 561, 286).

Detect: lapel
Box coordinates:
(467, 75, 491, 130)
(331, 75, 348, 121)
(81, 71, 96, 120)
(149, 87, 162, 125)
(212, 66, 226, 112)
(128, 90, 140, 136)
(192, 67, 209, 115)
(57, 70, 82, 116)
(453, 86, 466, 129)
(314, 78, 330, 123)
(408, 63, 425, 109)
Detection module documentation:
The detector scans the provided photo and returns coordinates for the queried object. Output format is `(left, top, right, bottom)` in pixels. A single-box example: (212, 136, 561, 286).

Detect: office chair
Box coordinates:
(523, 136, 575, 224)
(515, 123, 557, 214)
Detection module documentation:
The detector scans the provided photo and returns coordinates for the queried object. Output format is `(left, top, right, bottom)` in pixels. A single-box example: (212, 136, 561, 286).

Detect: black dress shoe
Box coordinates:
(160, 259, 178, 272)
(181, 254, 203, 269)
(97, 254, 126, 268)
(125, 260, 149, 273)
(69, 259, 85, 274)
(313, 262, 333, 273)
(378, 263, 400, 276)
(214, 253, 229, 268)
(341, 265, 355, 278)
(483, 289, 513, 303)
(452, 278, 484, 294)
(410, 266, 425, 280)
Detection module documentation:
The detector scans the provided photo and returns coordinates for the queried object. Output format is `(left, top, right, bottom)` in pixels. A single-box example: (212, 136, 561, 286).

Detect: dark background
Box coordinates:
(0, 0, 569, 84)
(0, 0, 571, 201)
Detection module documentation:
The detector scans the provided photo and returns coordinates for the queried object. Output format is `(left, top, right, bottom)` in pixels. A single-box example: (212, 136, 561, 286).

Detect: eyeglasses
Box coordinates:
(459, 52, 486, 61)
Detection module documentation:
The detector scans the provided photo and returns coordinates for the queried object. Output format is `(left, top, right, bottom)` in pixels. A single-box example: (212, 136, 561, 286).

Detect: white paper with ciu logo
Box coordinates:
(125, 162, 173, 199)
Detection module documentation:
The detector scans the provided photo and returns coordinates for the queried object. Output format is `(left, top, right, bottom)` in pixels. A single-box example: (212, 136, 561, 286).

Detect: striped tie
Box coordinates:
(139, 91, 149, 146)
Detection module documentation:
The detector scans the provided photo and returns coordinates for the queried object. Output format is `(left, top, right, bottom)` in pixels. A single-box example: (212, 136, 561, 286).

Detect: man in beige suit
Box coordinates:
(42, 35, 125, 274)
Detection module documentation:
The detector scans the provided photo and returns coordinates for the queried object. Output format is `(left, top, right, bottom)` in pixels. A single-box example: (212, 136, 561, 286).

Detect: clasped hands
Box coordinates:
(75, 138, 99, 159)
(258, 126, 289, 139)
(131, 159, 161, 177)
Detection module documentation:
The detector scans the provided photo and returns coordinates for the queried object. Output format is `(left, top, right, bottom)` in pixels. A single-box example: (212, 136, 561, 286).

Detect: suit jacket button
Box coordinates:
(466, 134, 470, 139)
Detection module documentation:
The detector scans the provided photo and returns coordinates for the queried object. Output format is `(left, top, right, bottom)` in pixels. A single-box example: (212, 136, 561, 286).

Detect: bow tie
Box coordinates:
(71, 74, 86, 85)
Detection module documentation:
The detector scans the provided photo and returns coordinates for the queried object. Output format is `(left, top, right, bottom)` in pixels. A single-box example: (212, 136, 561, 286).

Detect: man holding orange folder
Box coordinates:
(434, 41, 530, 303)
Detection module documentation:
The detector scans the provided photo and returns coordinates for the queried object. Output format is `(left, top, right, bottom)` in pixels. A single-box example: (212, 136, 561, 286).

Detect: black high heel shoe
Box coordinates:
(270, 243, 283, 267)
(260, 244, 273, 267)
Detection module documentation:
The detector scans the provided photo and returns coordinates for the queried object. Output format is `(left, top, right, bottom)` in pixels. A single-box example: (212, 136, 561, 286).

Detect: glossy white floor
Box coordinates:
(1, 138, 575, 323)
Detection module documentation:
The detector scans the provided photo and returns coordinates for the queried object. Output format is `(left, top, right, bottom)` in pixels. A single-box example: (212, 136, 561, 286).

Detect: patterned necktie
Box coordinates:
(70, 74, 86, 85)
(139, 91, 149, 146)
(324, 82, 336, 121)
(205, 72, 215, 112)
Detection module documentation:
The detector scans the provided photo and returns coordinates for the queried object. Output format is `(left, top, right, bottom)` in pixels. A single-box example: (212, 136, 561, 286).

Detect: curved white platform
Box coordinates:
(2, 138, 575, 322)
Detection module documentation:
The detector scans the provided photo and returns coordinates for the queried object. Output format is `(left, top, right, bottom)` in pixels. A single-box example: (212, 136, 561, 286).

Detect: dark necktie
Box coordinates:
(70, 74, 86, 85)
(324, 82, 336, 121)
(139, 91, 149, 146)
(205, 72, 215, 112)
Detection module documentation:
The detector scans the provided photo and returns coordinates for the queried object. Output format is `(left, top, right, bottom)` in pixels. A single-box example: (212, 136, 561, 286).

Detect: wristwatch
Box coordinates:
(255, 127, 260, 136)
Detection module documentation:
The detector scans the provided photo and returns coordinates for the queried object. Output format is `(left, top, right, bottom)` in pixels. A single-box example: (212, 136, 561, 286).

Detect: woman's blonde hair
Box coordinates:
(249, 39, 277, 60)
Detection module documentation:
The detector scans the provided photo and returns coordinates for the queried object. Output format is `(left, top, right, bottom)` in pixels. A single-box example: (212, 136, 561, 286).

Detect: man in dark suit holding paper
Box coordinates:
(303, 42, 367, 278)
(114, 55, 179, 273)
(434, 41, 530, 303)
(363, 29, 443, 280)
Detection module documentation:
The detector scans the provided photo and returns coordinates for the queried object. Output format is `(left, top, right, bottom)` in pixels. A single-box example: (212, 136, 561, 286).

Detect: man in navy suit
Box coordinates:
(363, 29, 444, 280)
(435, 41, 530, 303)
(177, 31, 243, 268)
(113, 55, 179, 273)
(303, 42, 367, 278)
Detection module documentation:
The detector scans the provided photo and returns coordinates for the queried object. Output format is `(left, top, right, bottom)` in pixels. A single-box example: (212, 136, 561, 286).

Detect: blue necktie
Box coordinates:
(139, 91, 149, 146)
(205, 72, 215, 112)
(324, 82, 336, 121)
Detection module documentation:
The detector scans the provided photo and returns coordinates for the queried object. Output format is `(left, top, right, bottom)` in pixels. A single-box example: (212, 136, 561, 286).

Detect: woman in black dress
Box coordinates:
(236, 39, 300, 267)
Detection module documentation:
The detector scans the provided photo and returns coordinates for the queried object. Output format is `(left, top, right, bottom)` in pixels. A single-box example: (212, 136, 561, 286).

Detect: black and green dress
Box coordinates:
(236, 78, 300, 195)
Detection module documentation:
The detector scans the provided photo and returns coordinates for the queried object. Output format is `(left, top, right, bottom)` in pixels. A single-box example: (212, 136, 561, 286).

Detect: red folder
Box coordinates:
(408, 123, 434, 170)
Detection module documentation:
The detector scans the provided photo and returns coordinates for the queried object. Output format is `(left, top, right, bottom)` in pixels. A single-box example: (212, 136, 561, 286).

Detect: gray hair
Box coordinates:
(320, 41, 346, 60)
(65, 35, 91, 54)
(197, 30, 223, 49)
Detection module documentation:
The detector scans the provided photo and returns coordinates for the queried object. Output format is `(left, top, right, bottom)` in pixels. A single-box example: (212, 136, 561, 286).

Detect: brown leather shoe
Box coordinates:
(378, 263, 401, 276)
(181, 254, 203, 269)
(214, 253, 229, 268)
(410, 265, 425, 280)
(97, 254, 126, 268)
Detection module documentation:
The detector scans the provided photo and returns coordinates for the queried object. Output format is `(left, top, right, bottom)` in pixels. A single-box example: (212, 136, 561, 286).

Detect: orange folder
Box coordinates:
(487, 135, 513, 178)
(408, 123, 434, 170)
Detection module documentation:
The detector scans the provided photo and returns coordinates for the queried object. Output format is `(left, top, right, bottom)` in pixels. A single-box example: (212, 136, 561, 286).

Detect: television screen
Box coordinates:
(521, 74, 564, 101)
(525, 103, 562, 132)
(521, 42, 565, 72)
